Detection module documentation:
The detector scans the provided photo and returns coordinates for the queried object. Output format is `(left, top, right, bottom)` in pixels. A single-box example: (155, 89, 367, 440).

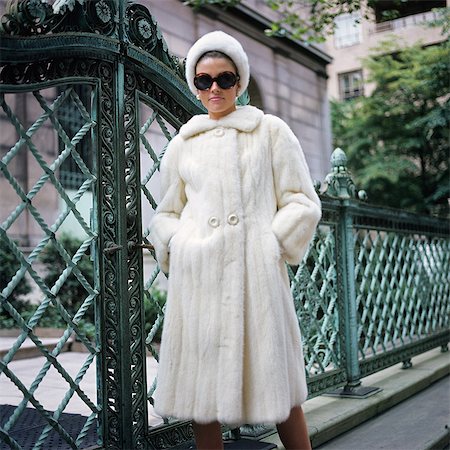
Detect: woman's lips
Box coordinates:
(209, 96, 223, 102)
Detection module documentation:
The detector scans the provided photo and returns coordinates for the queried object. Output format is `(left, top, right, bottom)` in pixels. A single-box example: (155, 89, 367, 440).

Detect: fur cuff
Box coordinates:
(150, 214, 181, 274)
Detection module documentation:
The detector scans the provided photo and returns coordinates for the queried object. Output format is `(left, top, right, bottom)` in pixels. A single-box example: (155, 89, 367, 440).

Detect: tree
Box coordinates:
(184, 0, 402, 43)
(0, 238, 31, 313)
(39, 234, 95, 322)
(331, 40, 449, 216)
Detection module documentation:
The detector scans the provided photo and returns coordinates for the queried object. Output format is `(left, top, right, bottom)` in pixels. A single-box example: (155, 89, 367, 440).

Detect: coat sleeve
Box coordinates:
(149, 136, 187, 274)
(269, 116, 322, 265)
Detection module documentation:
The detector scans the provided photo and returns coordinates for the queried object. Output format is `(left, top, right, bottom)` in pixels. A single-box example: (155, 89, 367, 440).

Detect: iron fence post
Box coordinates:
(322, 149, 380, 397)
(339, 199, 361, 388)
(113, 1, 140, 447)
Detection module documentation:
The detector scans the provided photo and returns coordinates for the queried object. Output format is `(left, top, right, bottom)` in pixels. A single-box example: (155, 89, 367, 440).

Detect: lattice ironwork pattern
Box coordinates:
(289, 223, 345, 393)
(137, 97, 177, 429)
(355, 228, 450, 361)
(0, 84, 100, 450)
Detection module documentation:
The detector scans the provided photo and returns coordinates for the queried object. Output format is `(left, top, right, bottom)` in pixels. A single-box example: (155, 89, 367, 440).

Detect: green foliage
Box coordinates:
(0, 301, 95, 339)
(0, 234, 96, 339)
(0, 305, 36, 329)
(0, 238, 31, 313)
(184, 1, 448, 44)
(429, 6, 450, 36)
(39, 233, 95, 323)
(183, 0, 401, 43)
(264, 0, 364, 42)
(331, 40, 450, 216)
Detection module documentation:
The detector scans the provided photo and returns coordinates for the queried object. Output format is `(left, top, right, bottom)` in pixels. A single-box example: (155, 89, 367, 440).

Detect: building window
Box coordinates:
(334, 12, 362, 49)
(56, 85, 93, 190)
(338, 70, 364, 100)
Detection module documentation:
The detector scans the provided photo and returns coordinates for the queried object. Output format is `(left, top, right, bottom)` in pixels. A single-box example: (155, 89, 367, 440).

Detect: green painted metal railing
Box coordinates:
(307, 149, 449, 396)
(1, 1, 449, 449)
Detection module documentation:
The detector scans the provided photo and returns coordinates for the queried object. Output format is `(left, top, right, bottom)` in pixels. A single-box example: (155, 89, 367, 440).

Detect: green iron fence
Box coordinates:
(312, 150, 449, 396)
(1, 1, 449, 449)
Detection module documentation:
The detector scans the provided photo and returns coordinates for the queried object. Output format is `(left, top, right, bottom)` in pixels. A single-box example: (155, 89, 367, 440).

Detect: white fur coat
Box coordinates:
(150, 105, 321, 425)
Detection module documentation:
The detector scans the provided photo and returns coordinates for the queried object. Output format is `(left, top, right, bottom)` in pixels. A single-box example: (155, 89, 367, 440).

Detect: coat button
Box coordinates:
(214, 128, 224, 137)
(227, 214, 239, 225)
(208, 216, 220, 227)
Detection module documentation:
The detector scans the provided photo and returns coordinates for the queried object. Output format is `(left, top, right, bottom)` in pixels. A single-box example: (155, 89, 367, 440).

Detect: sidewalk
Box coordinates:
(265, 347, 450, 449)
(314, 375, 449, 450)
(1, 338, 449, 449)
(0, 340, 162, 427)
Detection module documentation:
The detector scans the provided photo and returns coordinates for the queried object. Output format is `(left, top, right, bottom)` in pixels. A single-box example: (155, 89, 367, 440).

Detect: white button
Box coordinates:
(227, 214, 239, 225)
(208, 216, 220, 227)
(214, 128, 224, 137)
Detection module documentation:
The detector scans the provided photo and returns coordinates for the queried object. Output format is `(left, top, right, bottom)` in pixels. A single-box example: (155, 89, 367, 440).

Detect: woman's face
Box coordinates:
(195, 56, 240, 120)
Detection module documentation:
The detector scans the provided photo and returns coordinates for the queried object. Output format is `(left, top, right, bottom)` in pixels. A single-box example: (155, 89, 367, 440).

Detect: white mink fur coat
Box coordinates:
(150, 105, 321, 425)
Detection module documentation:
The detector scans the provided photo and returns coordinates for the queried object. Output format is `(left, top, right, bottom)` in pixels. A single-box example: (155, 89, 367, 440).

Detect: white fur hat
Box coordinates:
(185, 31, 250, 96)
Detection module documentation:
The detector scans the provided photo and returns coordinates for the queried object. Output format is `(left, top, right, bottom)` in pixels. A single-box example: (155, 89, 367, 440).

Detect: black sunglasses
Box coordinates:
(194, 71, 239, 90)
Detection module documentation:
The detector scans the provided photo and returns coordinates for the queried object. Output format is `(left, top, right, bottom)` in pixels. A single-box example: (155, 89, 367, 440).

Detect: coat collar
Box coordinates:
(179, 105, 264, 139)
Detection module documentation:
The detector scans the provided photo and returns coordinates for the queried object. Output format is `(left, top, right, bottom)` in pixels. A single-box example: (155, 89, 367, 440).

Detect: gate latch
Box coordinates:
(131, 242, 154, 251)
(103, 244, 123, 254)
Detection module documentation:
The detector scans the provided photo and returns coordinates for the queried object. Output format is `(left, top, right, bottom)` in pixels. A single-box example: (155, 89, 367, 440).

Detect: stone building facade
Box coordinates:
(147, 0, 333, 179)
(325, 0, 449, 100)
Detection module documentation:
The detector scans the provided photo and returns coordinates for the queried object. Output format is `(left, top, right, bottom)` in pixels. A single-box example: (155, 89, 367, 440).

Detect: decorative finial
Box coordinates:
(330, 147, 347, 170)
(323, 148, 367, 201)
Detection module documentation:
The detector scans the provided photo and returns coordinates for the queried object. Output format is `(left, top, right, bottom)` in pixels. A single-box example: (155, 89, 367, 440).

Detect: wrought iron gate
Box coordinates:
(1, 2, 449, 450)
(0, 1, 201, 449)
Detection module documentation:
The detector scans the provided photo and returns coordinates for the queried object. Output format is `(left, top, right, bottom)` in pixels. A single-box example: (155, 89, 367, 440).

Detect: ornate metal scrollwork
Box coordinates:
(0, 0, 185, 86)
(125, 3, 185, 79)
(0, 0, 57, 35)
(147, 422, 194, 449)
(0, 0, 186, 79)
(126, 3, 158, 53)
(0, 0, 118, 36)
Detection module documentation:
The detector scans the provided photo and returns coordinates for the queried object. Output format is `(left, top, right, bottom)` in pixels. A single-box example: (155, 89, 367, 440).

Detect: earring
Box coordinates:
(196, 94, 200, 100)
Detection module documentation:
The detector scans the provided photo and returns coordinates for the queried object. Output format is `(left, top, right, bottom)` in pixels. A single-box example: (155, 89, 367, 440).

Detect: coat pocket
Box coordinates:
(261, 228, 282, 262)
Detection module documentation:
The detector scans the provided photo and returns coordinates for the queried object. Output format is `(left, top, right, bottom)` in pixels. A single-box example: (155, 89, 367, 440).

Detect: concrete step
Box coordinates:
(0, 328, 74, 360)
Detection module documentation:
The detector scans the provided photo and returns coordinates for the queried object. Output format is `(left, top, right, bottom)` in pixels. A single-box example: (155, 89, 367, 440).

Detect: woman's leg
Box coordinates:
(276, 406, 312, 450)
(192, 421, 224, 450)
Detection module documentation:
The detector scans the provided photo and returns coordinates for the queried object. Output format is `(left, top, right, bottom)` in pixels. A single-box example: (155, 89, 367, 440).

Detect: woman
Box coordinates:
(150, 30, 321, 450)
